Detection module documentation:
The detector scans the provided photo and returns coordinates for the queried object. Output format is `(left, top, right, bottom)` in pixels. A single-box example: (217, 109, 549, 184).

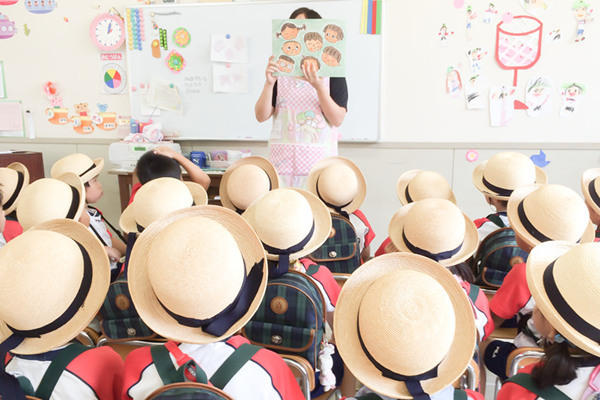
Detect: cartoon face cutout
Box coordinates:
(282, 41, 301, 56)
(323, 25, 343, 43)
(321, 47, 342, 67)
(74, 103, 89, 116)
(301, 56, 320, 72)
(277, 56, 295, 73)
(304, 32, 323, 52)
(566, 85, 582, 97)
(276, 23, 306, 40)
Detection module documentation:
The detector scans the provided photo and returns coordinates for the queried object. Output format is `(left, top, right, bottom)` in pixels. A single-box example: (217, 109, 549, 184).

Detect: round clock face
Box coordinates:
(90, 14, 125, 51)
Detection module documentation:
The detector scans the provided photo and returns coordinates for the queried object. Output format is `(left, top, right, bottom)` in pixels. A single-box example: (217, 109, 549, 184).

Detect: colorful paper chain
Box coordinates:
(127, 8, 144, 51)
(159, 28, 168, 50)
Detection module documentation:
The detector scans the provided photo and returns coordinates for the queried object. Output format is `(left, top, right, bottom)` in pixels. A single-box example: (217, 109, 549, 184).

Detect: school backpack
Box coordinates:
(146, 343, 260, 400)
(242, 269, 327, 370)
(99, 233, 159, 341)
(473, 214, 528, 288)
(307, 213, 361, 274)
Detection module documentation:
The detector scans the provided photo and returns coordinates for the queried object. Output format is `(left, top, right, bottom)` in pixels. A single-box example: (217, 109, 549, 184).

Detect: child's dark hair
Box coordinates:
(531, 341, 579, 388)
(304, 32, 323, 43)
(449, 261, 475, 283)
(290, 7, 321, 19)
(136, 151, 181, 185)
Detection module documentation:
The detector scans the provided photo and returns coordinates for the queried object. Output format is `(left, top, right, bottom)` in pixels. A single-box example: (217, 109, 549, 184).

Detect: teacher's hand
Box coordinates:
(265, 56, 278, 85)
(302, 62, 327, 91)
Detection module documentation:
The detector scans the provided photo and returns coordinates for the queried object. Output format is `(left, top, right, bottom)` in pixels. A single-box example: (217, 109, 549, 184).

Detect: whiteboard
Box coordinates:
(125, 0, 381, 142)
(381, 0, 600, 143)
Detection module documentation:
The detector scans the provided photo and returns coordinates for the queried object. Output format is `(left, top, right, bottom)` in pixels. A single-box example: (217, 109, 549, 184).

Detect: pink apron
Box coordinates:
(269, 76, 339, 188)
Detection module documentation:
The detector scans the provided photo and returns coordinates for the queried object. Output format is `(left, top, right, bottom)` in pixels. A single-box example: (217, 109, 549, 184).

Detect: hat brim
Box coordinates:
(0, 219, 110, 355)
(119, 202, 137, 234)
(184, 182, 209, 207)
(79, 158, 104, 184)
(306, 157, 366, 214)
(581, 168, 600, 218)
(220, 157, 280, 212)
(57, 173, 85, 227)
(472, 161, 548, 200)
(3, 162, 30, 215)
(333, 253, 476, 399)
(396, 169, 457, 206)
(507, 185, 595, 249)
(388, 203, 478, 267)
(127, 205, 268, 344)
(526, 241, 600, 357)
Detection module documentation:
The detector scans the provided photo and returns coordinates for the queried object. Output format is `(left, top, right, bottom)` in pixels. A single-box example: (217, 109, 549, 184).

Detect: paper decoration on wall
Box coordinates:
(360, 0, 382, 35)
(573, 0, 593, 43)
(530, 150, 550, 167)
(520, 0, 549, 16)
(90, 12, 125, 51)
(273, 19, 346, 77)
(102, 64, 126, 94)
(159, 28, 167, 50)
(547, 28, 561, 42)
(44, 80, 69, 125)
(445, 66, 462, 97)
(147, 80, 182, 111)
(0, 13, 16, 39)
(173, 27, 190, 48)
(467, 47, 487, 73)
(466, 5, 477, 39)
(71, 103, 94, 134)
(0, 1, 19, 5)
(525, 76, 553, 117)
(438, 24, 454, 45)
(212, 63, 248, 94)
(495, 15, 542, 109)
(166, 50, 185, 73)
(23, 23, 30, 36)
(465, 74, 486, 109)
(24, 0, 56, 14)
(211, 34, 248, 63)
(490, 86, 516, 127)
(560, 82, 585, 117)
(126, 8, 144, 51)
(0, 101, 24, 137)
(0, 61, 5, 98)
(465, 149, 479, 162)
(151, 39, 160, 58)
(483, 3, 498, 24)
(92, 109, 117, 131)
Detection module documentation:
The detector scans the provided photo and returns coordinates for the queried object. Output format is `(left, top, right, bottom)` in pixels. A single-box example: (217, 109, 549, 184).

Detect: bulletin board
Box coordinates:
(381, 0, 600, 143)
(125, 0, 381, 142)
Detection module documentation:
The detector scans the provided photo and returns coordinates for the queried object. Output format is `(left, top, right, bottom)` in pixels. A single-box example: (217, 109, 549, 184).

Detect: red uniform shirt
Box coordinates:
(489, 263, 532, 320)
(3, 219, 23, 242)
(128, 182, 142, 205)
(298, 259, 341, 311)
(460, 280, 494, 341)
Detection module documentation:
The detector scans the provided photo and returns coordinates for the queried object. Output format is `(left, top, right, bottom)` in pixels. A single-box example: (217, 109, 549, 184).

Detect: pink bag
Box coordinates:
(583, 364, 600, 400)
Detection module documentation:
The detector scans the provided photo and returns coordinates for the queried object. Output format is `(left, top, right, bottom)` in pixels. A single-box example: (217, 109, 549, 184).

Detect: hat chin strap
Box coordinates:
(79, 163, 97, 178)
(316, 178, 352, 219)
(356, 312, 439, 400)
(588, 179, 600, 208)
(262, 221, 315, 278)
(157, 258, 265, 337)
(402, 230, 463, 262)
(0, 241, 93, 400)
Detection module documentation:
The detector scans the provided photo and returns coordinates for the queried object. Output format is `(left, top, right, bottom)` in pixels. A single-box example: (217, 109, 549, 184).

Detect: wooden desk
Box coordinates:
(108, 169, 224, 212)
(0, 151, 44, 182)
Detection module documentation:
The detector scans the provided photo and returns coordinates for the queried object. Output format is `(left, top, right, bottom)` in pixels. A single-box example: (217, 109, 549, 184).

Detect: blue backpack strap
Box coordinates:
(123, 232, 137, 278)
(467, 283, 481, 304)
(210, 343, 260, 390)
(34, 343, 88, 399)
(453, 389, 468, 400)
(486, 213, 506, 228)
(150, 345, 208, 386)
(507, 373, 571, 399)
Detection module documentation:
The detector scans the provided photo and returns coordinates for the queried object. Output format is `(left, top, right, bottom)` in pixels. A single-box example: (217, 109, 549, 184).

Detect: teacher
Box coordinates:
(254, 7, 348, 188)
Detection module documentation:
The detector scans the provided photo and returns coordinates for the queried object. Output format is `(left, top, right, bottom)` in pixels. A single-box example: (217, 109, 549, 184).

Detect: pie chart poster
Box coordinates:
(99, 52, 127, 95)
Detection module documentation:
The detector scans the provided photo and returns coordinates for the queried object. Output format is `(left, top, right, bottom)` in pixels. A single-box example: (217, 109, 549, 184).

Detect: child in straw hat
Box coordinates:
(121, 206, 304, 400)
(485, 184, 594, 381)
(0, 162, 29, 243)
(472, 152, 547, 241)
(497, 242, 600, 399)
(376, 169, 456, 257)
(52, 153, 127, 273)
(0, 219, 124, 399)
(388, 198, 495, 343)
(128, 146, 210, 204)
(334, 253, 483, 400)
(581, 168, 600, 240)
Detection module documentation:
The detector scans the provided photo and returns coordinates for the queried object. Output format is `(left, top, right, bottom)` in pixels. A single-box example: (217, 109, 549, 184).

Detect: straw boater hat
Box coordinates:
(472, 152, 547, 201)
(581, 168, 600, 217)
(242, 188, 332, 276)
(219, 156, 280, 213)
(0, 162, 30, 215)
(307, 156, 366, 216)
(51, 153, 104, 184)
(507, 184, 594, 249)
(119, 177, 208, 234)
(16, 173, 85, 231)
(334, 253, 476, 399)
(388, 198, 478, 267)
(526, 241, 600, 357)
(127, 206, 267, 344)
(396, 170, 456, 205)
(0, 219, 110, 355)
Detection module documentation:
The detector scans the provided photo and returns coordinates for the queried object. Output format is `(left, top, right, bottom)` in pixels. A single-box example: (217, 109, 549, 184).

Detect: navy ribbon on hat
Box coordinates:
(402, 230, 463, 262)
(2, 171, 24, 212)
(517, 200, 556, 243)
(543, 260, 600, 344)
(262, 221, 315, 278)
(357, 314, 437, 400)
(482, 176, 513, 197)
(316, 178, 351, 219)
(79, 163, 97, 177)
(588, 180, 600, 208)
(404, 185, 414, 203)
(66, 185, 81, 220)
(0, 242, 93, 400)
(158, 259, 265, 337)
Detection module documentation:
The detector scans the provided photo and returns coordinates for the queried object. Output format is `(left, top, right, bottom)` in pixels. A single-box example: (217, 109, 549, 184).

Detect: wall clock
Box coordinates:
(90, 12, 125, 51)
